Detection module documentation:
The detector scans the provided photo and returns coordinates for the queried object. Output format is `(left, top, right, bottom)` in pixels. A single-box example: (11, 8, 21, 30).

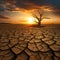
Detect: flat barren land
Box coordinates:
(0, 24, 60, 60)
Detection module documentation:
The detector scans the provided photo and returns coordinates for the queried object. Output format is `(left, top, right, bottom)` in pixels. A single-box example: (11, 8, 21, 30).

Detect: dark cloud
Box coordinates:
(53, 10, 60, 16)
(0, 14, 9, 19)
(0, 0, 60, 16)
(0, 0, 60, 10)
(6, 0, 60, 9)
(13, 0, 60, 16)
(11, 0, 46, 9)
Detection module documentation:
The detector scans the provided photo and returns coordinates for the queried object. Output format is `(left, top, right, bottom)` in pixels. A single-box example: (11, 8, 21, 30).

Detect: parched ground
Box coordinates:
(0, 24, 60, 60)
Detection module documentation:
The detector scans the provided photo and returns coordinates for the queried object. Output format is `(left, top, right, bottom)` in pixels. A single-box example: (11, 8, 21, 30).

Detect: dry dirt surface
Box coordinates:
(0, 24, 60, 60)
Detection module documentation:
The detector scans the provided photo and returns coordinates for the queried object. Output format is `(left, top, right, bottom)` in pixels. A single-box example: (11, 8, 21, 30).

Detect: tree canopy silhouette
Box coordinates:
(33, 9, 49, 26)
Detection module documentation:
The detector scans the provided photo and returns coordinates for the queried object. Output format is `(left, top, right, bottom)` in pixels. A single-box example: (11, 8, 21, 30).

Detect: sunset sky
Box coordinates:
(0, 0, 60, 24)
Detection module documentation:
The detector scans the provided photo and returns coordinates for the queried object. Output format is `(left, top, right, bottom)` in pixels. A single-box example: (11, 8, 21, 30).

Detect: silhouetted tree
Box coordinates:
(33, 9, 49, 26)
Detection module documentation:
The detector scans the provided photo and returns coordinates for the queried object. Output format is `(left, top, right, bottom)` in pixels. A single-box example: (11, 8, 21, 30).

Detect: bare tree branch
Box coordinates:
(43, 17, 50, 19)
(33, 9, 49, 26)
(33, 20, 38, 23)
(33, 14, 39, 21)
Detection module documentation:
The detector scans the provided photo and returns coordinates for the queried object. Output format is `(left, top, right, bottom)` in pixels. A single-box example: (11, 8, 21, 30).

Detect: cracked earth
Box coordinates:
(0, 24, 60, 60)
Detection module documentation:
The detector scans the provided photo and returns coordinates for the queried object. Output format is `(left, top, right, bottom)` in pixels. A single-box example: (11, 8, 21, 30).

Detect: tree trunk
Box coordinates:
(38, 21, 41, 26)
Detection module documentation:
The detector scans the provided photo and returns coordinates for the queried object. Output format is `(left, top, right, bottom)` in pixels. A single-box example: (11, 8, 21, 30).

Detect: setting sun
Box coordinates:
(27, 17, 34, 24)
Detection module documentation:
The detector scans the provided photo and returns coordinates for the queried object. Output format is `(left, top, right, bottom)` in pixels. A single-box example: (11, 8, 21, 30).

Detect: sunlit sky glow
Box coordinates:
(0, 0, 60, 24)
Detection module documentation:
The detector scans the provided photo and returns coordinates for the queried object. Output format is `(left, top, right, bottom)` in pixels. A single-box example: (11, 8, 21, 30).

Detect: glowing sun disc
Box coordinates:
(28, 18, 34, 24)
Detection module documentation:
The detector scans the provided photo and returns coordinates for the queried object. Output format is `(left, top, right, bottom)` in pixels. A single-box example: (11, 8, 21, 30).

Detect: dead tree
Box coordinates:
(33, 9, 49, 26)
